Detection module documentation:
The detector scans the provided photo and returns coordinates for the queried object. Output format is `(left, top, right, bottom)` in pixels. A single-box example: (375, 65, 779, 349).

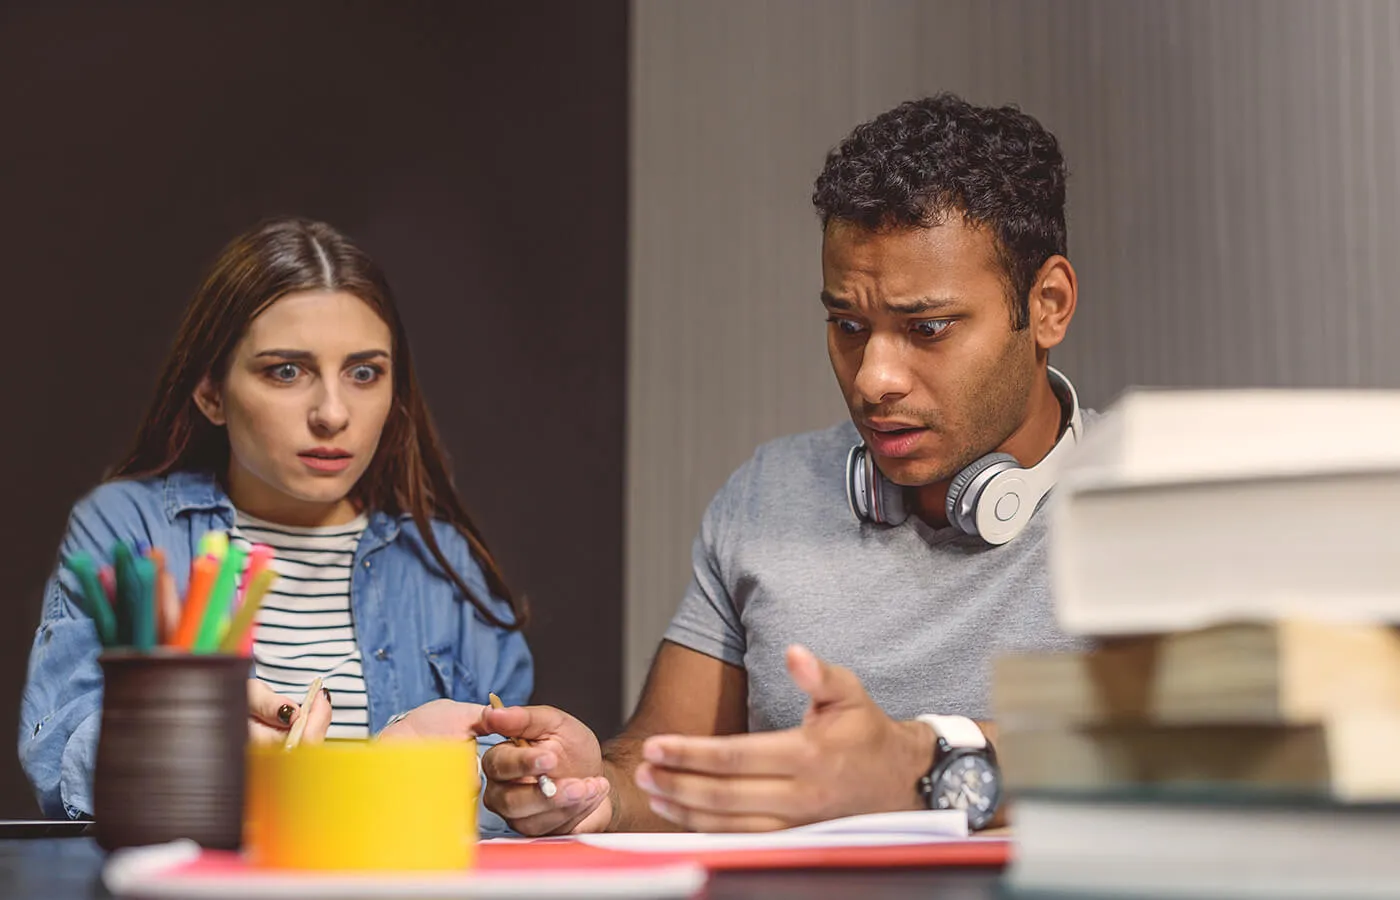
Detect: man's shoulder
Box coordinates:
(749, 420, 858, 469)
(705, 421, 856, 527)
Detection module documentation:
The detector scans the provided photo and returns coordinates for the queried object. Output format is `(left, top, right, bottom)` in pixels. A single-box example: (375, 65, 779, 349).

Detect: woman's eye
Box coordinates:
(348, 364, 382, 384)
(913, 319, 953, 338)
(267, 363, 301, 383)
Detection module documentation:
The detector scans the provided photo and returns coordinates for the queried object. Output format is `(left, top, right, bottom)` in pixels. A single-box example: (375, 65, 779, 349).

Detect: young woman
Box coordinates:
(20, 217, 531, 829)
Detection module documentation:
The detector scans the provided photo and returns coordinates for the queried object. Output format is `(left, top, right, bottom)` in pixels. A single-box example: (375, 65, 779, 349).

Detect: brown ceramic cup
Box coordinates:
(93, 650, 249, 852)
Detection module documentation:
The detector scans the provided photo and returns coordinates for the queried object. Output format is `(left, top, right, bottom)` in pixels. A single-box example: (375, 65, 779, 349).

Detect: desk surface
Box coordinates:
(0, 836, 1007, 899)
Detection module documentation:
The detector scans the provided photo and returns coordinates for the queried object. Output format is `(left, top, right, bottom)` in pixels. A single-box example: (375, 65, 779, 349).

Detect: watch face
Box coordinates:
(930, 752, 1001, 830)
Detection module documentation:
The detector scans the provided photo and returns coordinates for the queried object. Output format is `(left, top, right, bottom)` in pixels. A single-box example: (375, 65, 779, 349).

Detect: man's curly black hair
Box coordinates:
(812, 93, 1066, 330)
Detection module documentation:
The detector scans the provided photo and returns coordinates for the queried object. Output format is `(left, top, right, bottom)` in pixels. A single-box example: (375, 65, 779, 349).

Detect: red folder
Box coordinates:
(103, 837, 1011, 898)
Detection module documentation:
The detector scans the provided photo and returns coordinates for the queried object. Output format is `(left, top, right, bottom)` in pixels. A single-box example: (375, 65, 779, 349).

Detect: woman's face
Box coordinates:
(194, 290, 394, 526)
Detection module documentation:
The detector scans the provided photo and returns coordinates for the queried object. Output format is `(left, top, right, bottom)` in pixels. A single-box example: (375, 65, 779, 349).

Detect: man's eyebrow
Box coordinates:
(819, 293, 961, 314)
(885, 296, 960, 315)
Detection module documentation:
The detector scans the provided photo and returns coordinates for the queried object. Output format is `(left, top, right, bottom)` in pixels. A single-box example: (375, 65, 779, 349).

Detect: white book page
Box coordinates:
(572, 809, 968, 852)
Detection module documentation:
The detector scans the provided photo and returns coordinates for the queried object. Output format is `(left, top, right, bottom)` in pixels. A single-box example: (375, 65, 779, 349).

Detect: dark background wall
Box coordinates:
(0, 2, 627, 814)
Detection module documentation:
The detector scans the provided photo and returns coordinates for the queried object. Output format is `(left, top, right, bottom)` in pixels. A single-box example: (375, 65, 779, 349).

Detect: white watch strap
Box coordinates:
(916, 714, 987, 750)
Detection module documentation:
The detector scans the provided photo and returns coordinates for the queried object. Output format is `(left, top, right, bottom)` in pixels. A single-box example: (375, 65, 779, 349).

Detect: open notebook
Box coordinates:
(567, 809, 970, 851)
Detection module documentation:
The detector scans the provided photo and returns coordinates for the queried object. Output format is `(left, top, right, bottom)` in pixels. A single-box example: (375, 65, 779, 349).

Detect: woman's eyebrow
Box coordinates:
(344, 349, 390, 363)
(251, 349, 391, 362)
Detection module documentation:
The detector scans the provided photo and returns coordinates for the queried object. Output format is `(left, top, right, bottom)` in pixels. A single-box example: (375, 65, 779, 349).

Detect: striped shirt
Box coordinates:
(231, 511, 370, 739)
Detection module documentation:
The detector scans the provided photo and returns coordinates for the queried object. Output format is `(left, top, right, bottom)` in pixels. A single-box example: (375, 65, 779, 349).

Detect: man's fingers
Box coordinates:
(640, 730, 804, 777)
(786, 644, 865, 710)
(480, 704, 570, 742)
(646, 797, 788, 833)
(484, 776, 608, 824)
(504, 787, 608, 838)
(635, 763, 795, 816)
(482, 743, 558, 782)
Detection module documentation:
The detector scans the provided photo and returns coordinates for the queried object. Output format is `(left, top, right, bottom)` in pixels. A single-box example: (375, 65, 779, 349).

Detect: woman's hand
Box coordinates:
(247, 678, 332, 745)
(376, 698, 489, 741)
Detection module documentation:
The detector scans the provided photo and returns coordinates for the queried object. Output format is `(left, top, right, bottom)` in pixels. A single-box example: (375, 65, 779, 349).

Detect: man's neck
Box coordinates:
(910, 371, 1067, 528)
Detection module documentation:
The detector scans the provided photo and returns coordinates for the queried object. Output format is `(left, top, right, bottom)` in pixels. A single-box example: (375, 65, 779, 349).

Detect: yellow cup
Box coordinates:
(245, 739, 477, 870)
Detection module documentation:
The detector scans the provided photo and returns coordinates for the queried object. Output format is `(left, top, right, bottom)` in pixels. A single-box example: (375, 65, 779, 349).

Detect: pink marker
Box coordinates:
(97, 566, 117, 604)
(238, 544, 275, 655)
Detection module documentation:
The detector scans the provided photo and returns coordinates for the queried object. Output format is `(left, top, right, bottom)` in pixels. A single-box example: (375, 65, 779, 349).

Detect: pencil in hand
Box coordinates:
(284, 677, 323, 750)
(488, 692, 557, 798)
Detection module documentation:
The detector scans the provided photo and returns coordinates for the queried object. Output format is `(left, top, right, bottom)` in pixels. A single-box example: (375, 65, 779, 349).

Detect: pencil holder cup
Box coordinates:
(245, 739, 478, 870)
(93, 650, 250, 852)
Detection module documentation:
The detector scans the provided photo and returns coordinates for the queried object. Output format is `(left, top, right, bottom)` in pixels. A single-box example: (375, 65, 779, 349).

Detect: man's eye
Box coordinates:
(826, 316, 866, 335)
(913, 320, 952, 338)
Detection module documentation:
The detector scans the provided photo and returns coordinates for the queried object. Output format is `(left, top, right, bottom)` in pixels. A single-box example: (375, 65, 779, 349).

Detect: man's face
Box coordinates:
(822, 217, 1037, 488)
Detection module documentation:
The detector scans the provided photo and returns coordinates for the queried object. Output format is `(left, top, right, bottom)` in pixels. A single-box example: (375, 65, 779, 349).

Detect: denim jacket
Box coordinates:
(19, 470, 533, 835)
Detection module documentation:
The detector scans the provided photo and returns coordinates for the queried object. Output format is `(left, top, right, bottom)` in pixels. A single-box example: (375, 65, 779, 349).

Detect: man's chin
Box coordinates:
(873, 456, 954, 489)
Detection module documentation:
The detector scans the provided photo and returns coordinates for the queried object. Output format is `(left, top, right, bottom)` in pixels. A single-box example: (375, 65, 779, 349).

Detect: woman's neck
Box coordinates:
(223, 465, 362, 528)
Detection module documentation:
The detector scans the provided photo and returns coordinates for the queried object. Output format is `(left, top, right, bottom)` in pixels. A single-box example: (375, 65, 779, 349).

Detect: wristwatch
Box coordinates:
(915, 714, 1002, 831)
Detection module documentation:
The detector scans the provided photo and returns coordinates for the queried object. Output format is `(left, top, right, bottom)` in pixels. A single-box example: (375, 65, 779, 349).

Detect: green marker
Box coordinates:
(131, 556, 157, 652)
(193, 542, 246, 653)
(61, 552, 118, 647)
(111, 542, 143, 647)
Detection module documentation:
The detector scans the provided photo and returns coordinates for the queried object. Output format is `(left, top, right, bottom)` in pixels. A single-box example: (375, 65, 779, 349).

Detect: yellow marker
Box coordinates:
(284, 677, 323, 750)
(488, 692, 556, 798)
(218, 568, 278, 653)
(198, 530, 229, 561)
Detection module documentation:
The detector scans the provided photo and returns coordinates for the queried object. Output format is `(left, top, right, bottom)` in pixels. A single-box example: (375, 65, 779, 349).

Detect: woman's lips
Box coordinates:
(298, 453, 352, 473)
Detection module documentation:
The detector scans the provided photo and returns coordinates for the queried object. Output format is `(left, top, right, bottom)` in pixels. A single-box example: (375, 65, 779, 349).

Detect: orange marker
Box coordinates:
(156, 571, 180, 645)
(173, 554, 220, 650)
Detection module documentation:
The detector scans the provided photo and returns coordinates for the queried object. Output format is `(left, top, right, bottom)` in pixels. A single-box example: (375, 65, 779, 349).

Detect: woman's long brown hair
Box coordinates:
(110, 217, 525, 630)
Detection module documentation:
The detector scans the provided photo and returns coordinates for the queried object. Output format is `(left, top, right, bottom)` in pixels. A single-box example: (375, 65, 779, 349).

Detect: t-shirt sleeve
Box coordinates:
(662, 464, 749, 667)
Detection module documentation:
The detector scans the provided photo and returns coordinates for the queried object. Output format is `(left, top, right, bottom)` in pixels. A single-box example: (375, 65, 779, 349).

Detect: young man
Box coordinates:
(481, 93, 1088, 834)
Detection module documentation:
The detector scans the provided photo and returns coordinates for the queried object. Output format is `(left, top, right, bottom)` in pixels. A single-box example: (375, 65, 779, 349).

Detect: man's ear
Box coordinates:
(1027, 254, 1077, 351)
(192, 376, 226, 426)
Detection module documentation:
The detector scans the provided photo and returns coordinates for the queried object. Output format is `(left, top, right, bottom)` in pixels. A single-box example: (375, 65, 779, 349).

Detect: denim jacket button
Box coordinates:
(374, 648, 388, 661)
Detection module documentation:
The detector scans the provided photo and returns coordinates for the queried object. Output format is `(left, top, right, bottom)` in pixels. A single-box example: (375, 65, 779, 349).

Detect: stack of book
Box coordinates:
(997, 387, 1400, 898)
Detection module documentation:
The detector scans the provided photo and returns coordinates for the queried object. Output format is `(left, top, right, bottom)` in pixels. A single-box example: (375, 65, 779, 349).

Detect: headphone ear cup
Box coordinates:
(846, 444, 871, 521)
(845, 444, 908, 526)
(875, 465, 907, 526)
(945, 453, 1019, 536)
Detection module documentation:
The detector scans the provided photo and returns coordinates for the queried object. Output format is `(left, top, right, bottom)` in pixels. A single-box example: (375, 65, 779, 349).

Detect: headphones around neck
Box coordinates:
(844, 366, 1083, 545)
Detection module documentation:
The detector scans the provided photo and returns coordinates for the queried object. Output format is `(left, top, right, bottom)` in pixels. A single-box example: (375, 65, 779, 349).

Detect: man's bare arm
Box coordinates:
(602, 640, 748, 831)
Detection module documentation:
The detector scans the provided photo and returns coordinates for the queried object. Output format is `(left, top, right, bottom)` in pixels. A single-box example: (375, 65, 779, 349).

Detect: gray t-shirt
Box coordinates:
(664, 419, 1088, 732)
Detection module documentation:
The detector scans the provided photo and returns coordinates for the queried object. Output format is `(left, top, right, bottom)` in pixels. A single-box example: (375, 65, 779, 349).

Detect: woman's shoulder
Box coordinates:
(390, 515, 514, 620)
(392, 516, 487, 581)
(71, 474, 169, 522)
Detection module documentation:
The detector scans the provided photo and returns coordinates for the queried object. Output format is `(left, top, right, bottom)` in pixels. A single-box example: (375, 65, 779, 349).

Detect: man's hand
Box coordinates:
(479, 704, 613, 836)
(247, 679, 332, 745)
(376, 699, 489, 742)
(632, 645, 934, 832)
